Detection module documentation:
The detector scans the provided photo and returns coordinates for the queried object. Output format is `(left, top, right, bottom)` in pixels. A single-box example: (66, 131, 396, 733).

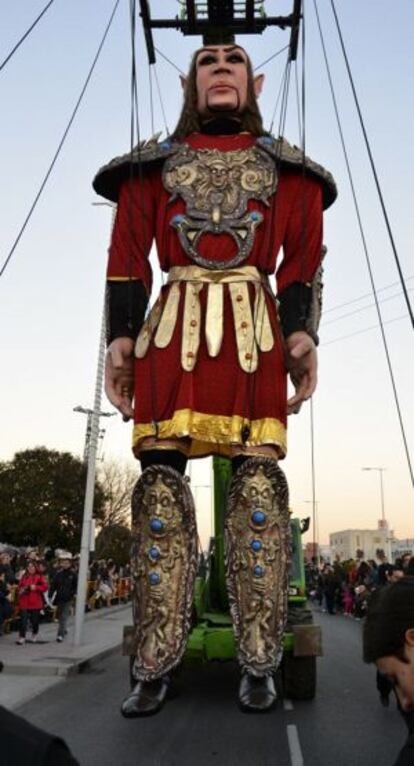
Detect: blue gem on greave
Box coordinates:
(149, 572, 161, 585)
(251, 540, 262, 552)
(150, 518, 164, 533)
(253, 565, 264, 577)
(149, 546, 160, 560)
(160, 140, 171, 150)
(172, 214, 184, 225)
(250, 211, 260, 221)
(252, 510, 266, 525)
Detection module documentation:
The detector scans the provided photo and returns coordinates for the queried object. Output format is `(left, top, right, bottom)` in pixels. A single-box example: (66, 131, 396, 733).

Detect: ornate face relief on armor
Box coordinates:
(130, 465, 197, 682)
(225, 457, 291, 676)
(163, 144, 277, 269)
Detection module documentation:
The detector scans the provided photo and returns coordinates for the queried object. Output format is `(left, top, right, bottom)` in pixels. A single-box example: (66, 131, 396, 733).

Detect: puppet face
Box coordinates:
(195, 45, 252, 116)
(377, 636, 414, 712)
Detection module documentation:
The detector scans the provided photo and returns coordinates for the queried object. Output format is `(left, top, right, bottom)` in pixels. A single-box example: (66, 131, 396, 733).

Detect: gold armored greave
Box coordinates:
(225, 457, 290, 677)
(131, 465, 197, 682)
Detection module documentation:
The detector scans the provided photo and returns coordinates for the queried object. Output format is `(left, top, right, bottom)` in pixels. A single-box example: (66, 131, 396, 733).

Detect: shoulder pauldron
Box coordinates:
(256, 135, 337, 209)
(93, 133, 337, 211)
(92, 133, 180, 202)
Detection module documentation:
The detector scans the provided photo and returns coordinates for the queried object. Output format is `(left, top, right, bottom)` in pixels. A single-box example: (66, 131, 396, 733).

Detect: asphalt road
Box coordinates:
(18, 609, 407, 766)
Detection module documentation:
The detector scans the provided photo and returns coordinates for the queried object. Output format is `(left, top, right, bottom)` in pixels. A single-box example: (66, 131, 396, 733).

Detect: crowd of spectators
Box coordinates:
(306, 552, 414, 715)
(0, 546, 131, 642)
(306, 553, 414, 620)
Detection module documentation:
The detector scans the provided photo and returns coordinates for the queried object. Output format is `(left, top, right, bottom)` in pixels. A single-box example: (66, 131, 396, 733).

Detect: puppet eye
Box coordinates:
(198, 54, 216, 66)
(227, 53, 245, 64)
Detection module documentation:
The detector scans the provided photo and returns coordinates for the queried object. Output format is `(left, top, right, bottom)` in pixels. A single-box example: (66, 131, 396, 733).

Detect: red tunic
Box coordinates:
(107, 133, 324, 459)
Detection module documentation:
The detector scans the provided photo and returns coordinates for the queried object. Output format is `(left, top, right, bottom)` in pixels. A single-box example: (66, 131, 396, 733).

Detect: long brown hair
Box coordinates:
(172, 47, 266, 139)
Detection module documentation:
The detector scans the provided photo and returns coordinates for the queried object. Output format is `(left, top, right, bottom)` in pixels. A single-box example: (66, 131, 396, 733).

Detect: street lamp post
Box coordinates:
(71, 203, 117, 645)
(72, 306, 117, 646)
(362, 466, 391, 561)
(73, 405, 116, 463)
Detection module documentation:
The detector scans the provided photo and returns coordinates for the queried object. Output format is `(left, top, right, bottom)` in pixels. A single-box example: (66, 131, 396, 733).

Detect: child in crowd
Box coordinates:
(342, 584, 354, 615)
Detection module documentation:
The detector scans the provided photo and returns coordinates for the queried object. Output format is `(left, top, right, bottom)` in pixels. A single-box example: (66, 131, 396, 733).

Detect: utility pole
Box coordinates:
(73, 303, 107, 646)
(73, 202, 117, 646)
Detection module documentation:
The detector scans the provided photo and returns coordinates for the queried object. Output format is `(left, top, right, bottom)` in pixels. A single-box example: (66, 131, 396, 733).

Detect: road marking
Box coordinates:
(283, 698, 294, 711)
(287, 724, 304, 766)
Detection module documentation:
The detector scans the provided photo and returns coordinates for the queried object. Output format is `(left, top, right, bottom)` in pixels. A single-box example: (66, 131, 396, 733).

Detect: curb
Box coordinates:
(2, 641, 122, 677)
(1, 603, 130, 677)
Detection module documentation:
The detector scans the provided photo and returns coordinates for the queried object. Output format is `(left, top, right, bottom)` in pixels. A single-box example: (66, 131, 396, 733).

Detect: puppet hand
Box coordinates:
(105, 337, 135, 420)
(285, 331, 317, 415)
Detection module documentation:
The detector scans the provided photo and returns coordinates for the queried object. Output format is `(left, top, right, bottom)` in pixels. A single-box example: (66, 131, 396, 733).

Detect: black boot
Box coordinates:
(239, 672, 277, 712)
(121, 677, 169, 718)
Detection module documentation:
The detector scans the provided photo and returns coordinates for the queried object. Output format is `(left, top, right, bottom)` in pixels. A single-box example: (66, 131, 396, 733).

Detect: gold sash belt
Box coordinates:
(167, 265, 266, 285)
(135, 265, 275, 374)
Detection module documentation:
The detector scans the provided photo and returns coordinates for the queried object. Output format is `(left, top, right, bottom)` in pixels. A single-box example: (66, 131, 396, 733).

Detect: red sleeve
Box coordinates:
(36, 575, 48, 593)
(107, 171, 157, 295)
(276, 174, 323, 293)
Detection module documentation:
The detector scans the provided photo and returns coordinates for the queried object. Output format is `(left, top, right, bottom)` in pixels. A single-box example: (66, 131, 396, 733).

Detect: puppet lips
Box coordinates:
(209, 83, 236, 92)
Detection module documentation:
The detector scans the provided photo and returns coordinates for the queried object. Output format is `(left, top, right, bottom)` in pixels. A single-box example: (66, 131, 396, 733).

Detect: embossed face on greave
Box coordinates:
(143, 473, 182, 531)
(130, 466, 197, 682)
(244, 465, 275, 518)
(225, 458, 291, 676)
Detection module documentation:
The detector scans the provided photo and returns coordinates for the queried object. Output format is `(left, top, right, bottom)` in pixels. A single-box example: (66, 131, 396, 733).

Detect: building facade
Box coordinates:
(392, 538, 414, 562)
(329, 522, 392, 562)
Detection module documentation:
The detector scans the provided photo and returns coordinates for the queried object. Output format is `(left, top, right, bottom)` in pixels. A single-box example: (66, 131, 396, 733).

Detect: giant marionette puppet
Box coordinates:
(93, 39, 336, 717)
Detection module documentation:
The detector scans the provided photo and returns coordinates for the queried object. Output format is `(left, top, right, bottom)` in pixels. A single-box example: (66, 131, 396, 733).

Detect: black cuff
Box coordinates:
(106, 280, 148, 345)
(277, 282, 318, 345)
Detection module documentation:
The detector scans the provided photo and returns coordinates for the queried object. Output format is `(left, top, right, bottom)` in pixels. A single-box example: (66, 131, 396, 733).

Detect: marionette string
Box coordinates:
(329, 0, 413, 332)
(0, 0, 121, 280)
(127, 0, 159, 434)
(148, 63, 155, 135)
(313, 0, 414, 490)
(0, 0, 56, 73)
(254, 44, 290, 72)
(154, 46, 185, 76)
(153, 65, 170, 136)
(241, 46, 296, 443)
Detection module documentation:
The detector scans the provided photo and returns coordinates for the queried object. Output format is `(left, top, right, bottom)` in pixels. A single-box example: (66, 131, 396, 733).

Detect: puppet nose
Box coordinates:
(213, 65, 232, 75)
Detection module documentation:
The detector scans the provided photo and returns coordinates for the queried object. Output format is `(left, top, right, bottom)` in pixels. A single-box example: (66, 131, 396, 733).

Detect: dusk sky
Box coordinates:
(1, 0, 413, 549)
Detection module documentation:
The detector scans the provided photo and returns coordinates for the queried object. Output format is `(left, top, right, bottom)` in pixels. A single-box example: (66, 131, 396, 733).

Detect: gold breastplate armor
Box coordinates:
(163, 144, 277, 270)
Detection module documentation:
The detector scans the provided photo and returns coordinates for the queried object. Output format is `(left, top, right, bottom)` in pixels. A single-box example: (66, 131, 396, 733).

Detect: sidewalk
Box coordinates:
(0, 603, 131, 709)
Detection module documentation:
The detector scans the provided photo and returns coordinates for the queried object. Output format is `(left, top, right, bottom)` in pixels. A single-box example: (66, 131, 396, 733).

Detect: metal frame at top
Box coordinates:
(139, 1, 302, 64)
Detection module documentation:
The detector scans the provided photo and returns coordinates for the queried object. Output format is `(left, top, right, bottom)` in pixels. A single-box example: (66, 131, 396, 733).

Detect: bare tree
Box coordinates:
(98, 459, 138, 529)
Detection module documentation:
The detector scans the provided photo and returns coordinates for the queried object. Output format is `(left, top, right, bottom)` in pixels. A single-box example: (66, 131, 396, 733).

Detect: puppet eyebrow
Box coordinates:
(197, 46, 246, 58)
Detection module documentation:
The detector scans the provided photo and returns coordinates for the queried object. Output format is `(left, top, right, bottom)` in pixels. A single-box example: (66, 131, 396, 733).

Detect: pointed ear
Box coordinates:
(405, 628, 414, 647)
(180, 75, 188, 93)
(253, 74, 264, 98)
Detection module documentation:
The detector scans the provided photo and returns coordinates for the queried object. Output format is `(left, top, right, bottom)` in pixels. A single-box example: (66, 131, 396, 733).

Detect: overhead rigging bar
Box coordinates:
(138, 1, 302, 64)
